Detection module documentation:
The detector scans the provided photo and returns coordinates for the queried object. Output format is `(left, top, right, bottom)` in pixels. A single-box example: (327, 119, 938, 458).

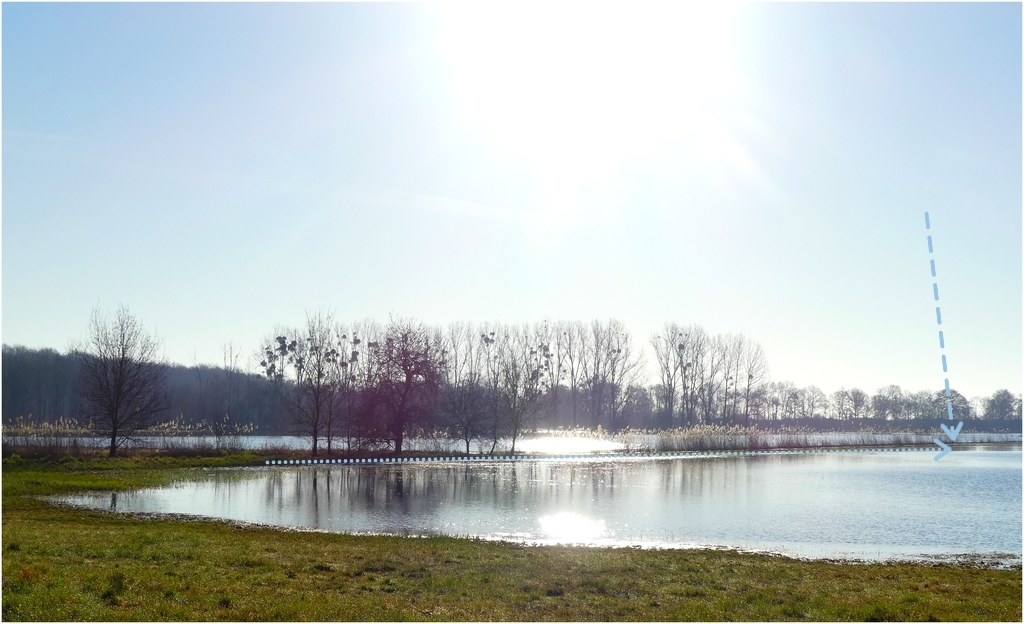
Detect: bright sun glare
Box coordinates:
(430, 2, 755, 236)
(538, 512, 608, 543)
(516, 436, 623, 454)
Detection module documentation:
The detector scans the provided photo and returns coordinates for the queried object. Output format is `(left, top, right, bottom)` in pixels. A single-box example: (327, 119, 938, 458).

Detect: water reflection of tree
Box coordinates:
(246, 461, 760, 538)
(654, 458, 746, 502)
(332, 467, 449, 519)
(312, 471, 319, 522)
(263, 471, 285, 513)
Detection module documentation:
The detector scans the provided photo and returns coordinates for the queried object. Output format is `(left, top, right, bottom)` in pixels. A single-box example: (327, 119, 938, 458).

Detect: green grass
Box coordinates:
(1, 452, 267, 499)
(2, 455, 1021, 621)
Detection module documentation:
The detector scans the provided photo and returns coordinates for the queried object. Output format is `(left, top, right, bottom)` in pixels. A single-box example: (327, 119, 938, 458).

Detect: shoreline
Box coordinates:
(32, 448, 1024, 573)
(44, 496, 1024, 571)
(3, 436, 1020, 463)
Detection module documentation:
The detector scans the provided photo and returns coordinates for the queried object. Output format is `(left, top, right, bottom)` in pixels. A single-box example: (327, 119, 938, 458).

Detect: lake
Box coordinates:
(57, 445, 1021, 564)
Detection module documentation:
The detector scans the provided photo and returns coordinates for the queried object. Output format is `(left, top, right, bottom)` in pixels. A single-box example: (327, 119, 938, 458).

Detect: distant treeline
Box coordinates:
(2, 344, 288, 433)
(3, 316, 1021, 445)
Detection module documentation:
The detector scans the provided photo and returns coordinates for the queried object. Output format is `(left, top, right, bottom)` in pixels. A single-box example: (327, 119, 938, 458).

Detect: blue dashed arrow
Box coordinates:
(940, 421, 963, 442)
(926, 212, 961, 461)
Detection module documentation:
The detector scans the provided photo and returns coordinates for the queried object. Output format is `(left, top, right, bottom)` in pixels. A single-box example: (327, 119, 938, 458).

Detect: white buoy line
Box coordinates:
(262, 447, 939, 466)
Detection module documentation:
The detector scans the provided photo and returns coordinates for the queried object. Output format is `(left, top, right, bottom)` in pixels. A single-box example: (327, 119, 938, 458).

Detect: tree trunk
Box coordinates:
(395, 430, 403, 456)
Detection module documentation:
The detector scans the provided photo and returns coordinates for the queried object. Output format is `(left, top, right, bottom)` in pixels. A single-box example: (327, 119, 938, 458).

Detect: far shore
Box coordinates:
(2, 426, 1021, 460)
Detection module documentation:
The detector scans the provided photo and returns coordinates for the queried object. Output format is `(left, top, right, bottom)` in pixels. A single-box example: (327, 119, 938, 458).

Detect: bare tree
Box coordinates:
(251, 325, 294, 431)
(830, 388, 852, 420)
(650, 323, 682, 427)
(295, 312, 339, 456)
(741, 341, 768, 425)
(797, 386, 828, 418)
(534, 319, 564, 425)
(697, 333, 727, 425)
(604, 320, 645, 430)
(654, 325, 770, 428)
(259, 311, 340, 456)
(494, 324, 549, 453)
(932, 388, 972, 420)
(582, 320, 614, 428)
(984, 389, 1020, 420)
(849, 388, 869, 419)
(871, 385, 905, 420)
(559, 320, 587, 428)
(371, 317, 443, 455)
(721, 334, 745, 424)
(256, 325, 296, 385)
(619, 384, 654, 428)
(440, 322, 488, 453)
(332, 319, 383, 451)
(221, 341, 242, 426)
(676, 325, 707, 426)
(479, 324, 505, 453)
(765, 380, 800, 420)
(76, 305, 169, 457)
(905, 390, 935, 420)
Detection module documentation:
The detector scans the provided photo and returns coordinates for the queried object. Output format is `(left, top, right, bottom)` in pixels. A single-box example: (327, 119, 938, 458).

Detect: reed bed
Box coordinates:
(2, 413, 261, 457)
(537, 425, 1020, 452)
(1, 417, 91, 457)
(649, 428, 1020, 452)
(653, 428, 898, 452)
(150, 435, 250, 455)
(3, 419, 1020, 459)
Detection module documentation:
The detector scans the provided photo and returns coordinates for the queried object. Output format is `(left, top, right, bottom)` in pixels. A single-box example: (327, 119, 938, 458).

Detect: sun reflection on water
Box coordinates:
(538, 512, 607, 543)
(516, 436, 623, 454)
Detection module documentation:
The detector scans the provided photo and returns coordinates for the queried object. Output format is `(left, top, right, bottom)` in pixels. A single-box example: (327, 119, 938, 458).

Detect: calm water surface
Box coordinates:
(58, 447, 1021, 562)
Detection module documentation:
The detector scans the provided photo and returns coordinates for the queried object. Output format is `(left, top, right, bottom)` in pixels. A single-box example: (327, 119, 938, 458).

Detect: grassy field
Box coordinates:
(2, 453, 1021, 621)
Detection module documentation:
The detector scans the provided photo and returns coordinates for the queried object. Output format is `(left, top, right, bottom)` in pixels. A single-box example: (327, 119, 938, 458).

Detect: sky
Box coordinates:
(2, 2, 1021, 398)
